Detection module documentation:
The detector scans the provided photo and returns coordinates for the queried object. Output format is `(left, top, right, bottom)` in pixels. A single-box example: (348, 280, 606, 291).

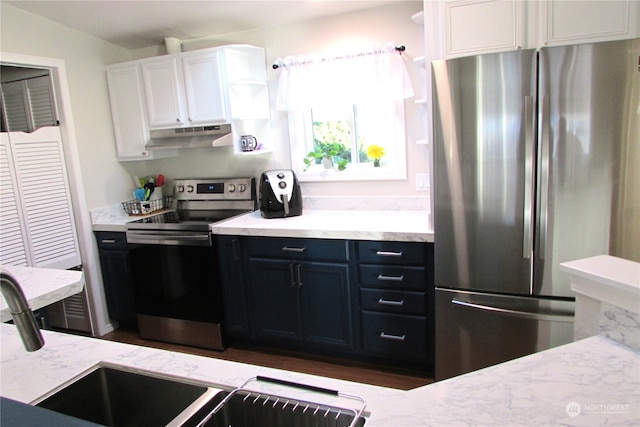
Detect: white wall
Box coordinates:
(2, 1, 426, 209)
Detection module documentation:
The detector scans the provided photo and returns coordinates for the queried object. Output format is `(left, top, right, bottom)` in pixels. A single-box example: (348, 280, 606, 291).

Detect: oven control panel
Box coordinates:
(174, 178, 256, 201)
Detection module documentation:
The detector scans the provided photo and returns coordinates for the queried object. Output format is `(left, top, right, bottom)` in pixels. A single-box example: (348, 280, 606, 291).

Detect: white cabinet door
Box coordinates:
(106, 62, 177, 161)
(443, 0, 524, 57)
(106, 63, 151, 160)
(0, 133, 29, 266)
(182, 49, 228, 124)
(2, 127, 81, 270)
(140, 55, 185, 128)
(539, 0, 640, 46)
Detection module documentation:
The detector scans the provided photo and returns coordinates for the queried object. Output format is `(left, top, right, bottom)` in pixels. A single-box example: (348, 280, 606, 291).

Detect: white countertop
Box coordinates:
(211, 210, 433, 242)
(561, 255, 640, 314)
(0, 266, 84, 322)
(90, 201, 433, 242)
(1, 324, 637, 426)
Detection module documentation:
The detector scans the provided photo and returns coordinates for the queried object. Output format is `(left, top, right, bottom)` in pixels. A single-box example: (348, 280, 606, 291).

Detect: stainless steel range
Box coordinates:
(125, 177, 256, 350)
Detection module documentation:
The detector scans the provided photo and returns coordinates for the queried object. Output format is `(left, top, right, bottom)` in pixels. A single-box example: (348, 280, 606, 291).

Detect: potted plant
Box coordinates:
(303, 143, 342, 170)
(367, 144, 385, 167)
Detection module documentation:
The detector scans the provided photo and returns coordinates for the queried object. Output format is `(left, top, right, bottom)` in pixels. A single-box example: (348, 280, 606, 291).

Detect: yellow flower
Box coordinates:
(367, 145, 385, 160)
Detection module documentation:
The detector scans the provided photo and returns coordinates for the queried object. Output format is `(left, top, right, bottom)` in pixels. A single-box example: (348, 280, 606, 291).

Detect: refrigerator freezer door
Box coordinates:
(535, 39, 640, 298)
(435, 288, 574, 381)
(432, 49, 537, 294)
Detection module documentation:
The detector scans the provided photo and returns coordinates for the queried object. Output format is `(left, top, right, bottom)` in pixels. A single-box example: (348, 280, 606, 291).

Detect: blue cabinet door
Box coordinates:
(299, 262, 352, 349)
(249, 258, 302, 341)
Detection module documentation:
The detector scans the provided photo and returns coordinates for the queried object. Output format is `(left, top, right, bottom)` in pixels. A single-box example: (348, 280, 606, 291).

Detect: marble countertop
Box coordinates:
(211, 210, 433, 242)
(0, 266, 84, 322)
(1, 324, 637, 426)
(561, 255, 640, 314)
(90, 200, 433, 242)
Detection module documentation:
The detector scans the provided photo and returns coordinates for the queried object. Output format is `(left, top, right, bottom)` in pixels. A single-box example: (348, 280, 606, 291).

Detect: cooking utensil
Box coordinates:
(156, 174, 165, 187)
(133, 188, 146, 201)
(143, 183, 155, 200)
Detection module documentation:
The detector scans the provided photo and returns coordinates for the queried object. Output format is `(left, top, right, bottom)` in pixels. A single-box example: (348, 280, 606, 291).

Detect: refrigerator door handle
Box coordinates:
(523, 96, 535, 262)
(451, 299, 574, 322)
(538, 95, 551, 261)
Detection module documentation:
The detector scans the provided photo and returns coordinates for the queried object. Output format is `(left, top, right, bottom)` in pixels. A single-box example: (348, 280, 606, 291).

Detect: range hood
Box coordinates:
(146, 124, 232, 150)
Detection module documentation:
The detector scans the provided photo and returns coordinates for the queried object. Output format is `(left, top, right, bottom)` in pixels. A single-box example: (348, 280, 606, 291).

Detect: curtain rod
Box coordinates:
(272, 45, 406, 70)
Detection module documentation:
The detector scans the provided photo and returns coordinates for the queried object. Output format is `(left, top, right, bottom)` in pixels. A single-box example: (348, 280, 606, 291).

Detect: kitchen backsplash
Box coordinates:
(302, 196, 430, 211)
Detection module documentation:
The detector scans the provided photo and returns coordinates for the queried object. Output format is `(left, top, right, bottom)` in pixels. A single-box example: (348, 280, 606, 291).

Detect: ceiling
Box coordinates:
(5, 0, 406, 50)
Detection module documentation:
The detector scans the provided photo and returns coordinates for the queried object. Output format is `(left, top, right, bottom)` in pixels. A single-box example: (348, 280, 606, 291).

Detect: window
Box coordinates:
(288, 99, 407, 181)
(275, 42, 413, 182)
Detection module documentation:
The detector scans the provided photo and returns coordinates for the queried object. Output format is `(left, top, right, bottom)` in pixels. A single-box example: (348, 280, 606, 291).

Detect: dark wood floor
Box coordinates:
(101, 327, 433, 391)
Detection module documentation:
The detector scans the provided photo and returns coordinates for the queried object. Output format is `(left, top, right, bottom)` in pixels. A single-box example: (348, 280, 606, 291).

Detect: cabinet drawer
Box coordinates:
(357, 241, 427, 265)
(359, 265, 426, 290)
(361, 311, 427, 360)
(247, 237, 348, 262)
(360, 288, 425, 315)
(95, 231, 128, 250)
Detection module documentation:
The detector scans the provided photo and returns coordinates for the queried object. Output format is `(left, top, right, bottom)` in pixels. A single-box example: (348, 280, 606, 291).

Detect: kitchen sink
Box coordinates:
(35, 365, 219, 426)
(35, 366, 366, 427)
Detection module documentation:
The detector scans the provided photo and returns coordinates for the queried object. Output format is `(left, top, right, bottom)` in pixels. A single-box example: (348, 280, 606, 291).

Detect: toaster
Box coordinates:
(259, 170, 303, 218)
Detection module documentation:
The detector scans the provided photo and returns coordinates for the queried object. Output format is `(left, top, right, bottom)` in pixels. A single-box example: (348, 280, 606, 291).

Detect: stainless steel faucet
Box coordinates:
(0, 270, 45, 351)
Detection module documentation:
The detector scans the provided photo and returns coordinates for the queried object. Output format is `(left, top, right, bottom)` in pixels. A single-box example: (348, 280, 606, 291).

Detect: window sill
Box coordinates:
(296, 163, 406, 182)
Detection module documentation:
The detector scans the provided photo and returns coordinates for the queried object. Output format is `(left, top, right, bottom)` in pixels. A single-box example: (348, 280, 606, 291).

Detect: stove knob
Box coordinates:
(228, 184, 236, 192)
(278, 181, 287, 189)
(277, 172, 285, 179)
(187, 185, 194, 193)
(238, 184, 246, 192)
(177, 185, 185, 193)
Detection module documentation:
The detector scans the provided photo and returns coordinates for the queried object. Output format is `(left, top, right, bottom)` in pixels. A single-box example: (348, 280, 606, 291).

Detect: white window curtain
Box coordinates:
(275, 42, 414, 111)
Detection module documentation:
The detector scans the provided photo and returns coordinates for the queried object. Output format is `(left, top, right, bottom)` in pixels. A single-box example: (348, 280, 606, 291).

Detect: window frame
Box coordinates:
(288, 99, 408, 182)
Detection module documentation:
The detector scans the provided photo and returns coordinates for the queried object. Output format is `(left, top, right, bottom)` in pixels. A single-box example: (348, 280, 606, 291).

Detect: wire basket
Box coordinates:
(122, 196, 173, 216)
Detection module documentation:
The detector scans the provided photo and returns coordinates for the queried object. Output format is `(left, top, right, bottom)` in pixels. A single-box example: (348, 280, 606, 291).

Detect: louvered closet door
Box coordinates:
(26, 76, 58, 129)
(9, 127, 81, 269)
(1, 81, 31, 132)
(0, 133, 30, 266)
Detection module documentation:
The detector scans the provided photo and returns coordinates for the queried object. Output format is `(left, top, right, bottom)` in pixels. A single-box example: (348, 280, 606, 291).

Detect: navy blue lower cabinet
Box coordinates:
(95, 232, 137, 326)
(355, 240, 434, 369)
(216, 236, 251, 336)
(248, 257, 352, 349)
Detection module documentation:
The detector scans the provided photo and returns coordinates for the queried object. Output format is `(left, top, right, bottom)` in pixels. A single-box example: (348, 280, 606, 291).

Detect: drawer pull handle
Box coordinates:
(101, 239, 117, 244)
(380, 332, 406, 341)
(282, 246, 306, 253)
(376, 250, 403, 257)
(378, 298, 404, 307)
(377, 274, 404, 282)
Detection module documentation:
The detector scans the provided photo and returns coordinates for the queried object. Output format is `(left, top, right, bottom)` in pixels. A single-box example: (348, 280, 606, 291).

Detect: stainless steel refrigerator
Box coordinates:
(432, 38, 640, 381)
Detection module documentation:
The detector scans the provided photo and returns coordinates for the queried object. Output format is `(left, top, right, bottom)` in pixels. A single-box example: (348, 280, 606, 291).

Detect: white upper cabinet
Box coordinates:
(106, 61, 177, 161)
(443, 0, 524, 57)
(140, 56, 184, 128)
(538, 0, 640, 46)
(429, 0, 640, 59)
(140, 47, 227, 129)
(181, 49, 228, 125)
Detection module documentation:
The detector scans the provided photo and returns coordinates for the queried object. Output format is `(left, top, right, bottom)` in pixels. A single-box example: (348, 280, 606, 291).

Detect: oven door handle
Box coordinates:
(126, 232, 212, 246)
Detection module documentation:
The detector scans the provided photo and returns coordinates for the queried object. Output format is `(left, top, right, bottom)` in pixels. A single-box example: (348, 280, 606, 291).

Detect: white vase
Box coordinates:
(321, 157, 333, 169)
